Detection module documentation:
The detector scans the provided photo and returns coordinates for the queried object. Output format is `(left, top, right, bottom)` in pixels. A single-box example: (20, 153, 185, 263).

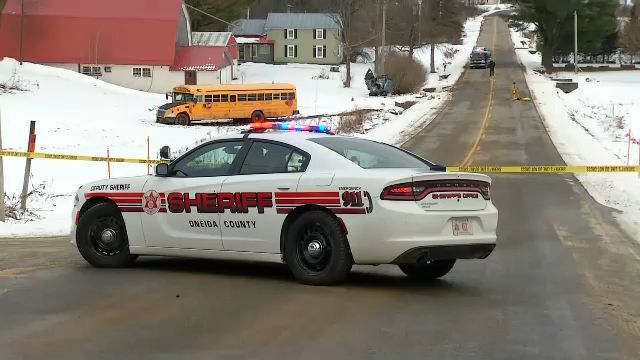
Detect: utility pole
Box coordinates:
(19, 0, 24, 65)
(574, 10, 578, 75)
(418, 0, 422, 45)
(380, 0, 387, 73)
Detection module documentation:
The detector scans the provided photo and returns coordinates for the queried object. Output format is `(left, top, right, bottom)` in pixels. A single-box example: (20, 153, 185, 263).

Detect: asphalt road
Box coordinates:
(1, 15, 640, 360)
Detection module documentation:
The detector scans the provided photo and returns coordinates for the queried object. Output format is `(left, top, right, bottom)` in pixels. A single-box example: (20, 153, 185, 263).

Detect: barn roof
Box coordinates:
(171, 46, 233, 71)
(192, 32, 232, 46)
(0, 0, 185, 65)
(229, 19, 267, 36)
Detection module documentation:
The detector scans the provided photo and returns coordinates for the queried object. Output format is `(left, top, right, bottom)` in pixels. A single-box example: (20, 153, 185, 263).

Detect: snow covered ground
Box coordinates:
(0, 10, 494, 237)
(510, 28, 640, 241)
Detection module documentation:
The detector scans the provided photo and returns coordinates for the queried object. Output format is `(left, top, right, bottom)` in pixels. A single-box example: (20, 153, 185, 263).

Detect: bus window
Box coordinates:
(173, 92, 194, 102)
(272, 93, 280, 100)
(221, 94, 229, 102)
(257, 93, 265, 101)
(280, 93, 288, 100)
(238, 94, 247, 102)
(248, 93, 258, 102)
(204, 95, 213, 103)
(195, 95, 203, 103)
(265, 93, 273, 101)
(212, 94, 221, 102)
(230, 95, 236, 102)
(288, 92, 295, 100)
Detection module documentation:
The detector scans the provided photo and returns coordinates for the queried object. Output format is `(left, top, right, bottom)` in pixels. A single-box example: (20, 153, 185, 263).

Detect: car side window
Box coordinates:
(171, 141, 244, 177)
(240, 142, 308, 175)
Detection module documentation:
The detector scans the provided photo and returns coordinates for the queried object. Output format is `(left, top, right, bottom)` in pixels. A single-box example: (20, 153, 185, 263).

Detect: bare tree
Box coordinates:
(330, 0, 365, 88)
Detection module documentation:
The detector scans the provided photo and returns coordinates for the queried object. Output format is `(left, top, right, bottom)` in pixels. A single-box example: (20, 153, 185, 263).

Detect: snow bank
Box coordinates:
(510, 29, 640, 241)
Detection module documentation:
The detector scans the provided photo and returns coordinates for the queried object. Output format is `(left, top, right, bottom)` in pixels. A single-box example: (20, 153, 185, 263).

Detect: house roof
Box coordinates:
(171, 46, 233, 71)
(0, 0, 185, 65)
(192, 32, 231, 46)
(229, 19, 267, 36)
(265, 13, 339, 30)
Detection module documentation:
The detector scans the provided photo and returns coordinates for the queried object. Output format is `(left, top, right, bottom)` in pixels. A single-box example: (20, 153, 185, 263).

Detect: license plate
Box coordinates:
(452, 218, 473, 236)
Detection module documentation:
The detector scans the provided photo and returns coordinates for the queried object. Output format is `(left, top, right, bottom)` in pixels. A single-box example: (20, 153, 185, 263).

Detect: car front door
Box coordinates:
(219, 140, 310, 253)
(141, 140, 246, 250)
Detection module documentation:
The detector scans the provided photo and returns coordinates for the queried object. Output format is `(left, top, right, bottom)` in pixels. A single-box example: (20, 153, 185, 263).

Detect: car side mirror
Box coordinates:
(159, 146, 171, 160)
(155, 163, 169, 176)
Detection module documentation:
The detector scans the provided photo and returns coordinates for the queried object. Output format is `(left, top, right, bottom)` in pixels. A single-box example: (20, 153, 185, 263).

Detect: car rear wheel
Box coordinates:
(398, 259, 456, 281)
(285, 211, 352, 285)
(251, 110, 265, 122)
(176, 113, 190, 126)
(76, 203, 137, 268)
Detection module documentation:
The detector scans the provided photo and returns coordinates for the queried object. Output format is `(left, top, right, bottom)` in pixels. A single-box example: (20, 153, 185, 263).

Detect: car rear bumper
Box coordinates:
(343, 201, 498, 264)
(391, 243, 495, 264)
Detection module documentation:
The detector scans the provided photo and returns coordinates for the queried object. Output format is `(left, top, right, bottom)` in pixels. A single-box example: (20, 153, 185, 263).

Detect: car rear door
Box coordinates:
(141, 140, 246, 250)
(219, 140, 310, 253)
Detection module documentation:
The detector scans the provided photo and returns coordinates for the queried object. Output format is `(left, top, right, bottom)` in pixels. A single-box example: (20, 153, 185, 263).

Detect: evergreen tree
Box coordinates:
(509, 0, 618, 69)
(186, 0, 256, 31)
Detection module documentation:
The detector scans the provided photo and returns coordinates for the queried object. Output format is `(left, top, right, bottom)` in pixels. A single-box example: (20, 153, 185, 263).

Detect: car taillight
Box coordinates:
(381, 183, 425, 201)
(381, 180, 490, 201)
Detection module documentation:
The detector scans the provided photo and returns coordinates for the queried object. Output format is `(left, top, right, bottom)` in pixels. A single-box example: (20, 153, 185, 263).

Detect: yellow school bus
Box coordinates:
(156, 83, 298, 125)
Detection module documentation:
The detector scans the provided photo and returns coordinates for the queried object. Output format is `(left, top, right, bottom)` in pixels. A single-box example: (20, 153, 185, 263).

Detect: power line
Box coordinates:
(184, 3, 234, 26)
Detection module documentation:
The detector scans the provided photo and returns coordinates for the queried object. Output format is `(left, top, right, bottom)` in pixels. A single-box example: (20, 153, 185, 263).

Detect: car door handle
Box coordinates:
(277, 187, 291, 191)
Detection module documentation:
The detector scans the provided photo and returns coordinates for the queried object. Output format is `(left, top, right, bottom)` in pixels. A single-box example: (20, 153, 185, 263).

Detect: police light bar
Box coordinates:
(249, 121, 333, 134)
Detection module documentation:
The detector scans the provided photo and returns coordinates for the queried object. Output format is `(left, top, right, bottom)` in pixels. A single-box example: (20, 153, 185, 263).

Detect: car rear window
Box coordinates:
(309, 137, 431, 169)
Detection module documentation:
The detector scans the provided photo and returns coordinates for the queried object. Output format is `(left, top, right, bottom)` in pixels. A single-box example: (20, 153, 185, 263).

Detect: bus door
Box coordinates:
(228, 94, 238, 119)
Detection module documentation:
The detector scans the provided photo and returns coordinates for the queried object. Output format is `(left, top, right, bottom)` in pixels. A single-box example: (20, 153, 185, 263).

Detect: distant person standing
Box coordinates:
(488, 59, 496, 77)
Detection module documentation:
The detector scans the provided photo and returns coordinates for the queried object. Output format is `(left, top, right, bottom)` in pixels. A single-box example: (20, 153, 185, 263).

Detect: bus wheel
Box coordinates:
(176, 113, 190, 126)
(251, 111, 265, 122)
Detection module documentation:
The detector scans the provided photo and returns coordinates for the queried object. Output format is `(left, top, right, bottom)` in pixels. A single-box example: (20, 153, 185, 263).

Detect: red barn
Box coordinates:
(0, 0, 238, 93)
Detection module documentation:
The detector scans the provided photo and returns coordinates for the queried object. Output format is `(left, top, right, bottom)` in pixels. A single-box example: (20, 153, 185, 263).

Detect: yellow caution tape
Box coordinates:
(0, 150, 168, 164)
(1, 150, 638, 173)
(448, 165, 640, 173)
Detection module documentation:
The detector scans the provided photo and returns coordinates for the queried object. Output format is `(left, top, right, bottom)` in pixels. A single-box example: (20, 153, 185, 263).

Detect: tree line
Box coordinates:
(508, 0, 639, 69)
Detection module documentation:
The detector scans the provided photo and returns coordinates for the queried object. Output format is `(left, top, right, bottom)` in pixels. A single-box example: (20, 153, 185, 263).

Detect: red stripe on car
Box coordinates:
(275, 192, 340, 199)
(275, 198, 341, 205)
(85, 192, 144, 198)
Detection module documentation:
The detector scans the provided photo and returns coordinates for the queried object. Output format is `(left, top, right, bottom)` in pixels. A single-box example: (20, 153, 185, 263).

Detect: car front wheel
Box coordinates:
(285, 211, 352, 285)
(398, 259, 456, 281)
(76, 203, 137, 267)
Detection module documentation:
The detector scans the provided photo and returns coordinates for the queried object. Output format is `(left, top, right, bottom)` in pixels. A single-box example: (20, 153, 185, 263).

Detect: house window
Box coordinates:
(81, 66, 91, 75)
(259, 45, 270, 55)
(133, 68, 142, 77)
(239, 46, 246, 60)
(315, 29, 325, 39)
(142, 68, 152, 77)
(286, 45, 297, 58)
(314, 45, 326, 59)
(286, 29, 295, 39)
(104, 66, 112, 73)
(251, 45, 258, 58)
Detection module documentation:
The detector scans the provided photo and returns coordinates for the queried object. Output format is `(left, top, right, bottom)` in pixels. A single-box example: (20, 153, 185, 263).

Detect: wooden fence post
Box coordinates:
(20, 120, 36, 211)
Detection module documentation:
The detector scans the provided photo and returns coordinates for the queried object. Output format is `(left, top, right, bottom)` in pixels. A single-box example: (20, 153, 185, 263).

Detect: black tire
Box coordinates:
(285, 211, 352, 285)
(76, 202, 137, 268)
(176, 113, 190, 126)
(399, 259, 456, 281)
(251, 110, 265, 122)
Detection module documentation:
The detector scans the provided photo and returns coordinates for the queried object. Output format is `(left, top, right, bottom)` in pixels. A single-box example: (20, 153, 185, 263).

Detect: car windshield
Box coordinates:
(310, 137, 432, 169)
(173, 92, 194, 102)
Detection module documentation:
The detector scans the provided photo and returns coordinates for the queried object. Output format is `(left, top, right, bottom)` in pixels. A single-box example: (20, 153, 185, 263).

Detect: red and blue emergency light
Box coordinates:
(249, 121, 332, 134)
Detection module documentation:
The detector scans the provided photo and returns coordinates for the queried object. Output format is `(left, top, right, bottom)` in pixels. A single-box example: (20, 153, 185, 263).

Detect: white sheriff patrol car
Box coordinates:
(72, 123, 498, 285)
